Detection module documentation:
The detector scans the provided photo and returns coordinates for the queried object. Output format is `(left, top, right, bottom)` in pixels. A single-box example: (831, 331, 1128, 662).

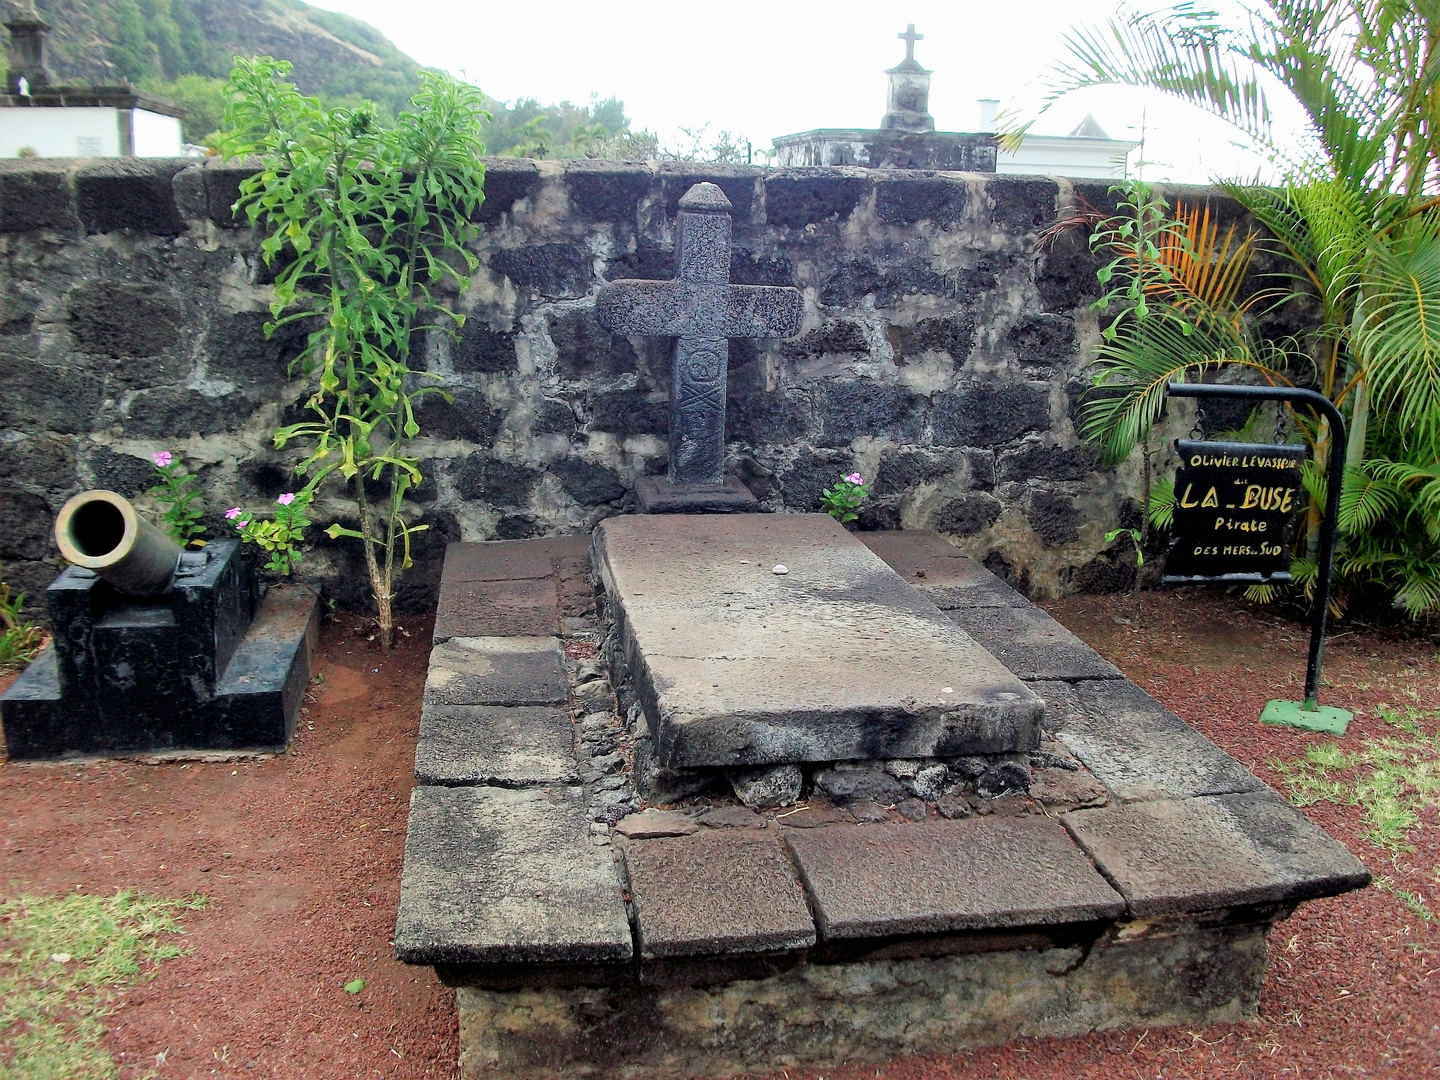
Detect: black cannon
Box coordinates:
(0, 491, 317, 760)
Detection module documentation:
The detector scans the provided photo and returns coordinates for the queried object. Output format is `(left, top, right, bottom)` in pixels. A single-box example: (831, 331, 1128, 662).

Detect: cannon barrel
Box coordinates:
(54, 490, 183, 595)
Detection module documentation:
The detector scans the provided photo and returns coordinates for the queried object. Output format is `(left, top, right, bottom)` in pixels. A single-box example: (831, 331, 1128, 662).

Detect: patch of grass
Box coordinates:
(0, 890, 207, 1080)
(1273, 704, 1440, 852)
(0, 580, 46, 670)
(1374, 876, 1435, 923)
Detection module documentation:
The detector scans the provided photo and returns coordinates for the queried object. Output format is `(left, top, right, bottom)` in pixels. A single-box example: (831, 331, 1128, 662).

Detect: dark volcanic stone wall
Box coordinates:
(0, 157, 1198, 614)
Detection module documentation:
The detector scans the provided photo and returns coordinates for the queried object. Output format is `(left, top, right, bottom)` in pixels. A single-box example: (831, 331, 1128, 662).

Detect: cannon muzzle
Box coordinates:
(54, 490, 184, 595)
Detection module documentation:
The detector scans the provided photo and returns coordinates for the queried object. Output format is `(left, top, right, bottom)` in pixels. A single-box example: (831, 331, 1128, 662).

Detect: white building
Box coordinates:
(2, 6, 184, 158)
(984, 102, 1137, 180)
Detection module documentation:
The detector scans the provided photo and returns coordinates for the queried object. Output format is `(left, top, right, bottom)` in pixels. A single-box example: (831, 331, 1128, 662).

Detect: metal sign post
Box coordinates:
(1165, 383, 1352, 735)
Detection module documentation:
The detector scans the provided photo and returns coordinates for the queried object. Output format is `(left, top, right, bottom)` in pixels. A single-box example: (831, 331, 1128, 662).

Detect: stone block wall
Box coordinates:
(0, 156, 1218, 615)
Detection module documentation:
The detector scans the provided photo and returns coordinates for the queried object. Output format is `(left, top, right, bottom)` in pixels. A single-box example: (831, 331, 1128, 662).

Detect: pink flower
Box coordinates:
(225, 507, 243, 520)
(277, 493, 296, 506)
(845, 472, 864, 485)
(234, 519, 249, 531)
(152, 450, 173, 468)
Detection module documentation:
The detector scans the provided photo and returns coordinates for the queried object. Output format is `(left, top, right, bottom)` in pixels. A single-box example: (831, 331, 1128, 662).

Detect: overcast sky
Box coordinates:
(308, 0, 1300, 184)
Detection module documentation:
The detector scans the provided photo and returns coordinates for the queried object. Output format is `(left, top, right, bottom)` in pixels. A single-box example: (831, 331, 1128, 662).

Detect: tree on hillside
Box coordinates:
(481, 94, 658, 160)
(9, 0, 425, 118)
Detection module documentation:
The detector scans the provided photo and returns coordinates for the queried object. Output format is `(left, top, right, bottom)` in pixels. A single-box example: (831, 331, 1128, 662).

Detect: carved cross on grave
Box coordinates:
(898, 23, 923, 63)
(596, 182, 803, 512)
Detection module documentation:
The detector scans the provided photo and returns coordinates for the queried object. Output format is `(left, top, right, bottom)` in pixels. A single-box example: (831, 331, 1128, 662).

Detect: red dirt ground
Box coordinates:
(2, 593, 1438, 1080)
(0, 614, 457, 1079)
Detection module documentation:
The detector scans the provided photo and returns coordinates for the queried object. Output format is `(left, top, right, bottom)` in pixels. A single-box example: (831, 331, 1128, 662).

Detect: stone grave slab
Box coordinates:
(424, 636, 568, 707)
(415, 705, 579, 787)
(593, 513, 1043, 767)
(622, 831, 815, 958)
(943, 604, 1123, 682)
(395, 785, 631, 965)
(785, 816, 1125, 940)
(1033, 679, 1265, 803)
(1064, 790, 1371, 916)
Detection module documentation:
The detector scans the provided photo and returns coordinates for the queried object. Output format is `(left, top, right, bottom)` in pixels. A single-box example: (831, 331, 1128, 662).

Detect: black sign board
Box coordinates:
(1162, 439, 1308, 583)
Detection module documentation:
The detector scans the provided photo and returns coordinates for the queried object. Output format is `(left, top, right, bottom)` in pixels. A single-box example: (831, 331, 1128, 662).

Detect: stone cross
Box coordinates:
(898, 24, 923, 63)
(596, 182, 803, 496)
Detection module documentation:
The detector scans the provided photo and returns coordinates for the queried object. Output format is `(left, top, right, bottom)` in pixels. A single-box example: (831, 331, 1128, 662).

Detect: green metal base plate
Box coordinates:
(1261, 699, 1352, 735)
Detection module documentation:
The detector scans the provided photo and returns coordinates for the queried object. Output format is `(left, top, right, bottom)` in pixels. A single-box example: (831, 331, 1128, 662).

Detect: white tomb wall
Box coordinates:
(998, 135, 1135, 179)
(131, 108, 183, 156)
(0, 106, 121, 157)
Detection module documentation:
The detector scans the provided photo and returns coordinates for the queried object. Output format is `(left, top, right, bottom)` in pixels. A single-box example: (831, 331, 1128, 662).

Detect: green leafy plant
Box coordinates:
(819, 472, 870, 525)
(218, 57, 488, 647)
(147, 450, 206, 547)
(1025, 2, 1440, 618)
(1103, 527, 1145, 567)
(0, 890, 205, 1080)
(0, 580, 45, 670)
(228, 493, 312, 576)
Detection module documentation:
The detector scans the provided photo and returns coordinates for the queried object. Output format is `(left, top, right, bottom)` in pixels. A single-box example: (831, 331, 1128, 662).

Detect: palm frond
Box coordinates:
(1078, 314, 1292, 464)
(1353, 219, 1440, 452)
(1023, 3, 1274, 153)
(1159, 199, 1260, 313)
(1369, 458, 1440, 541)
(1149, 477, 1177, 531)
(1337, 464, 1403, 535)
(1392, 566, 1440, 618)
(1244, 583, 1279, 604)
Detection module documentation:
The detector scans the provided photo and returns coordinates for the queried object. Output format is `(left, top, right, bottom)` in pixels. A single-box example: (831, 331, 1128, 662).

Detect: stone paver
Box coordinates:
(859, 531, 1028, 609)
(395, 785, 631, 965)
(942, 604, 1123, 681)
(424, 636, 568, 707)
(623, 831, 816, 958)
(434, 575, 559, 642)
(1064, 791, 1371, 917)
(699, 805, 766, 829)
(785, 816, 1124, 939)
(442, 541, 556, 583)
(415, 704, 579, 787)
(1032, 679, 1265, 803)
(441, 536, 592, 584)
(593, 513, 1043, 767)
(614, 810, 699, 839)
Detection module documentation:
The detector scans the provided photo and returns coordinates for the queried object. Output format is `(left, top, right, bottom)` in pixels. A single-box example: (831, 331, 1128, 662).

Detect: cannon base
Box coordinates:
(1, 542, 317, 761)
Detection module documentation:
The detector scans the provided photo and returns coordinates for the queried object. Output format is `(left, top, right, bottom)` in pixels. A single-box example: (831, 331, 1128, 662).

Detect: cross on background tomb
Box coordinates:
(596, 182, 803, 511)
(898, 24, 923, 63)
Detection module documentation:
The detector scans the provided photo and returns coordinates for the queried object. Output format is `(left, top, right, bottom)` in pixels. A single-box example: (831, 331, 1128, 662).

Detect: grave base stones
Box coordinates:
(634, 474, 758, 514)
(397, 528, 1369, 1080)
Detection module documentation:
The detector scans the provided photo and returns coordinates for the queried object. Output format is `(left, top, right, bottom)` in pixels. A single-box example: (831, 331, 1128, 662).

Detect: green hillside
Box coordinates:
(3, 0, 655, 153)
(4, 0, 427, 136)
